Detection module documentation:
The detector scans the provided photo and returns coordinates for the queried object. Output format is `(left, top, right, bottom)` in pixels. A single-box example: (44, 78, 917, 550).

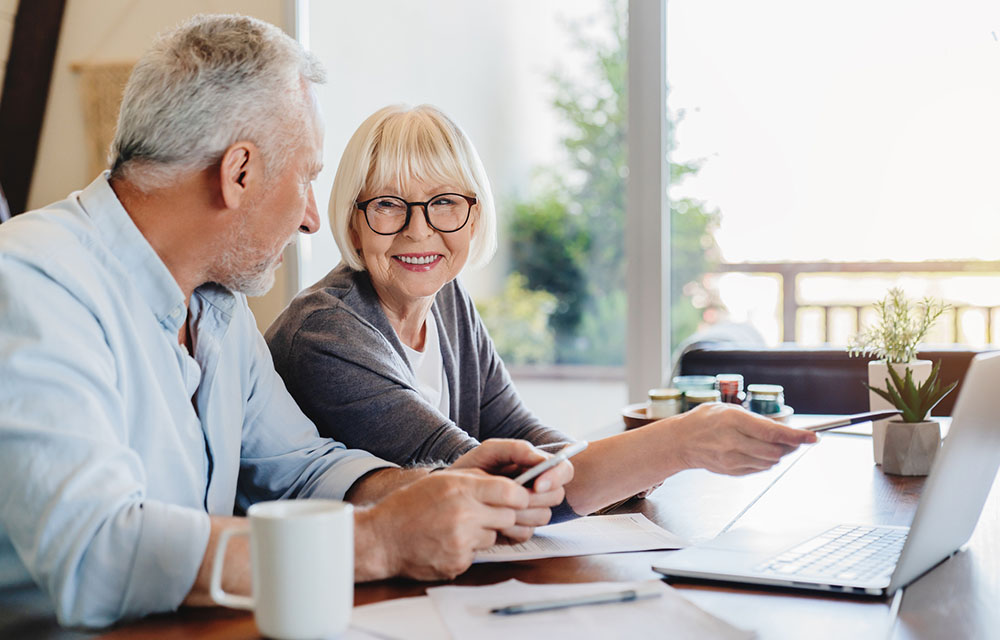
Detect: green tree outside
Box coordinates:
(479, 0, 719, 365)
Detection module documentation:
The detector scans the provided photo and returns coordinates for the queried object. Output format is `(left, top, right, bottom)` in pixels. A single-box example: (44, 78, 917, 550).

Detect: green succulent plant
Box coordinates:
(866, 360, 957, 423)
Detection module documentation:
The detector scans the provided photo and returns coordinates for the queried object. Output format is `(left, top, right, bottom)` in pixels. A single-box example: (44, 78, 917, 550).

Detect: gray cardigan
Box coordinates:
(265, 264, 572, 466)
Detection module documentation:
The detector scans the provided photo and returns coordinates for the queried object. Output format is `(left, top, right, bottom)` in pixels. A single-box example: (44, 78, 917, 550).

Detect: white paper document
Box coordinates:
(427, 579, 755, 640)
(474, 513, 688, 563)
(349, 595, 450, 640)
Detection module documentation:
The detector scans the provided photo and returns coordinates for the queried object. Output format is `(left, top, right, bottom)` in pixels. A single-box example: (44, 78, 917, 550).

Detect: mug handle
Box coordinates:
(209, 525, 254, 610)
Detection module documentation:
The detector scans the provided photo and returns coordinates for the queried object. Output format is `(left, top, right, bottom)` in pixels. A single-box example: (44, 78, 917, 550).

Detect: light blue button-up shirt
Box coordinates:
(0, 175, 394, 627)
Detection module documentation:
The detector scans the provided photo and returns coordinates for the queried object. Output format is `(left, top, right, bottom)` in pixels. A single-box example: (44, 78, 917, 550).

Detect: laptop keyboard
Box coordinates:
(756, 524, 908, 583)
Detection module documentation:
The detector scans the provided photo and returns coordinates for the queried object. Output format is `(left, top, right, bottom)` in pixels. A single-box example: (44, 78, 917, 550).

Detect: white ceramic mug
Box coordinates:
(210, 499, 353, 640)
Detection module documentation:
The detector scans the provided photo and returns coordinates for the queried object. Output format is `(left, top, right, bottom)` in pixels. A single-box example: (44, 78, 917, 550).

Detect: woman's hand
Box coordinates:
(672, 403, 817, 475)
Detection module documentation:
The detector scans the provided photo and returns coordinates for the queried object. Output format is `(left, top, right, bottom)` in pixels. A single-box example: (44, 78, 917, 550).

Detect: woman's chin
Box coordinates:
(378, 273, 448, 302)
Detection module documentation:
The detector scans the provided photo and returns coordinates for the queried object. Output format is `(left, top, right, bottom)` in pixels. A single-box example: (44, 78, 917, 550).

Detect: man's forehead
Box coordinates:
(306, 84, 325, 137)
(293, 100, 324, 175)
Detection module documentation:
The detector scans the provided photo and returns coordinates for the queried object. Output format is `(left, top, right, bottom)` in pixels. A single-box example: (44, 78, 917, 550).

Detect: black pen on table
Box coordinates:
(490, 587, 662, 616)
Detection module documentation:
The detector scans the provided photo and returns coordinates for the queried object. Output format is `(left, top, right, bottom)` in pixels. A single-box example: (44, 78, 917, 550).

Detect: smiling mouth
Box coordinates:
(395, 254, 441, 266)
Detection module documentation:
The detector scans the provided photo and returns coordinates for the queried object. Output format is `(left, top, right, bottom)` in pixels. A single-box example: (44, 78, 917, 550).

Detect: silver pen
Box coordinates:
(489, 587, 662, 615)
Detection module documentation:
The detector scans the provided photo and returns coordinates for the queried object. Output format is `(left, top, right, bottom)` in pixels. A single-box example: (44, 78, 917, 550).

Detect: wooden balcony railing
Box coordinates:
(714, 260, 1000, 343)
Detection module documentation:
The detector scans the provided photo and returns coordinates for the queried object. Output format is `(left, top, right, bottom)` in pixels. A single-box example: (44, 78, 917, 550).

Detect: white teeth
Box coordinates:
(396, 255, 438, 265)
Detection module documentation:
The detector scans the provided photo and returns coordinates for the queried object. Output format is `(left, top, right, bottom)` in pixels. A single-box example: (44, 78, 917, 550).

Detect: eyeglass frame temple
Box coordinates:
(354, 193, 478, 235)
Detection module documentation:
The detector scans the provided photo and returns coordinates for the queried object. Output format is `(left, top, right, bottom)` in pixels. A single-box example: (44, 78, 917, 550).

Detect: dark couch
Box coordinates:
(677, 344, 990, 416)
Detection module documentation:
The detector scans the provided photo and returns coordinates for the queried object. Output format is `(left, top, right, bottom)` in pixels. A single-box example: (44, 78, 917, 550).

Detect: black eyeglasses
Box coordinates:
(355, 193, 477, 235)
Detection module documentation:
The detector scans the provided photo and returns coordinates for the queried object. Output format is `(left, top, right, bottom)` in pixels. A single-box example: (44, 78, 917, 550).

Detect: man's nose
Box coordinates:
(300, 185, 320, 234)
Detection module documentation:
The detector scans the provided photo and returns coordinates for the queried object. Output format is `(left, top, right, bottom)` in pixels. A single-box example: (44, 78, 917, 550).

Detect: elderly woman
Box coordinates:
(266, 105, 815, 520)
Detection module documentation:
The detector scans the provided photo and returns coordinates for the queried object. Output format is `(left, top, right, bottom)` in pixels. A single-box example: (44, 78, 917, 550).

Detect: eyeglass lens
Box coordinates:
(364, 194, 471, 234)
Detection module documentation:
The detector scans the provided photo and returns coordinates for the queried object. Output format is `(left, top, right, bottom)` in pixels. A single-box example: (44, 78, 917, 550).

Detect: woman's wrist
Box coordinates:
(645, 414, 694, 475)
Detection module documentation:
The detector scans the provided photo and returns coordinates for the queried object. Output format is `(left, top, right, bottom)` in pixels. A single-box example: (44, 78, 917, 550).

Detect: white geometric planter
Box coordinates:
(882, 420, 941, 476)
(868, 360, 932, 465)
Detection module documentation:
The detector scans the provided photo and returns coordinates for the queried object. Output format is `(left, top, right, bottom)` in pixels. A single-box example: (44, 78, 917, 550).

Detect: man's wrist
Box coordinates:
(353, 505, 397, 582)
(348, 467, 428, 505)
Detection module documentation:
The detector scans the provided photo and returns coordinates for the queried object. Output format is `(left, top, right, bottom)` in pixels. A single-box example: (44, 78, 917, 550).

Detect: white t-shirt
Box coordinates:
(401, 316, 450, 416)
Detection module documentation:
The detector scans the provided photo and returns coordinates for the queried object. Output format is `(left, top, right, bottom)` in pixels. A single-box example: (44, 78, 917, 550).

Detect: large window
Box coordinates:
(667, 0, 1000, 348)
(303, 1, 633, 437)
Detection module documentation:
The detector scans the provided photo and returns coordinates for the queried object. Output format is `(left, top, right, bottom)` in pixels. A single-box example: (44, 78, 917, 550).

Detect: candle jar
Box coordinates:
(672, 375, 717, 394)
(684, 389, 721, 412)
(647, 388, 682, 419)
(747, 384, 784, 415)
(715, 373, 745, 405)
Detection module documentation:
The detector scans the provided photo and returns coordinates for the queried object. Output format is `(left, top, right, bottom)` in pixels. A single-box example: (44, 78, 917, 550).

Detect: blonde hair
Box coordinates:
(329, 105, 497, 271)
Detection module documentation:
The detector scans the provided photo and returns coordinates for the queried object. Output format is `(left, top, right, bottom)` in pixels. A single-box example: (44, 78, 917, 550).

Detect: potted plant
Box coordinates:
(867, 361, 957, 475)
(848, 288, 948, 464)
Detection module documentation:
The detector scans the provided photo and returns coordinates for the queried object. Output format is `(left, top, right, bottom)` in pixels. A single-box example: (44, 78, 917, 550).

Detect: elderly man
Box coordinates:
(0, 14, 570, 628)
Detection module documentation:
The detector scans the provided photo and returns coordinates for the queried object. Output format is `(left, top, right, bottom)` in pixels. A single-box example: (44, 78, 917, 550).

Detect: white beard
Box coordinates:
(218, 254, 278, 297)
(211, 221, 290, 297)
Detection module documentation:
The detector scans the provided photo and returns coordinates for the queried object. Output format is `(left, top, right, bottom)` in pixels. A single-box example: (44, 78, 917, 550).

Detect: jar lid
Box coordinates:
(686, 390, 722, 402)
(672, 375, 717, 391)
(715, 373, 744, 384)
(648, 387, 682, 400)
(747, 383, 783, 396)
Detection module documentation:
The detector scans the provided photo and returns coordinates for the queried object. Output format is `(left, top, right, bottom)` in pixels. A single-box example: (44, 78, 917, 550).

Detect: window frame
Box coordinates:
(626, 0, 670, 402)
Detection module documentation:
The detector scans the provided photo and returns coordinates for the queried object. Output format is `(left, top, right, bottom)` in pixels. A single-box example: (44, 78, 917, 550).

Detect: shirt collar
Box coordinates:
(76, 173, 235, 331)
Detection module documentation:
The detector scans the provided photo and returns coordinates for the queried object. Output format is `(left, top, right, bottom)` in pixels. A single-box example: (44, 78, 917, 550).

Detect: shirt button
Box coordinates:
(170, 308, 182, 318)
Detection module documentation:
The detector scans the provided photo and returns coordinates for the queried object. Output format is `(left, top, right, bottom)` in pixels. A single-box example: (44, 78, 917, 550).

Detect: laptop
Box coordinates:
(652, 351, 1000, 596)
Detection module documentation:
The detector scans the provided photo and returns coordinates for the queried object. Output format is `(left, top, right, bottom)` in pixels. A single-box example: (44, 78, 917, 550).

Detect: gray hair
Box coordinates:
(110, 14, 325, 192)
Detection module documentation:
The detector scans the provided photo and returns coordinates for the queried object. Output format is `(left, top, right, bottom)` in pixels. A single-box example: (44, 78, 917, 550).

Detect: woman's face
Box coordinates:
(351, 179, 477, 307)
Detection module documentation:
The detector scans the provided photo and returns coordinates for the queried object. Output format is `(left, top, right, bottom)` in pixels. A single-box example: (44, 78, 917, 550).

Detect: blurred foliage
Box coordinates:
(508, 193, 589, 339)
(476, 273, 557, 364)
(482, 0, 720, 365)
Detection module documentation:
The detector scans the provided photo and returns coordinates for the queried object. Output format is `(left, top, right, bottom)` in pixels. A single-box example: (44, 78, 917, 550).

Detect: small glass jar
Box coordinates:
(715, 373, 745, 405)
(747, 384, 784, 415)
(684, 389, 721, 411)
(647, 388, 681, 419)
(672, 375, 717, 394)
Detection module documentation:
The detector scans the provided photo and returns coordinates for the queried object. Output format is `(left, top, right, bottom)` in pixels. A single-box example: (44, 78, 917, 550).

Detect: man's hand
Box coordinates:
(354, 470, 529, 581)
(453, 439, 574, 542)
(674, 403, 817, 475)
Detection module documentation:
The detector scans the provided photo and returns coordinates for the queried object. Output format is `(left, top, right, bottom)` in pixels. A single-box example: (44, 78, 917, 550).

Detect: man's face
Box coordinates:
(216, 95, 323, 297)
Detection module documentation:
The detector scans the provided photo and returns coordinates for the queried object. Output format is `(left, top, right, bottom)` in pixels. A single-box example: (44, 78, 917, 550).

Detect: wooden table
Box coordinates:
(3, 428, 997, 639)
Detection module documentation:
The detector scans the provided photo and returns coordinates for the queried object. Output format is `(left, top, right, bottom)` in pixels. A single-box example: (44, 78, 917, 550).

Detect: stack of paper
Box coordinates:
(347, 596, 450, 640)
(348, 579, 754, 640)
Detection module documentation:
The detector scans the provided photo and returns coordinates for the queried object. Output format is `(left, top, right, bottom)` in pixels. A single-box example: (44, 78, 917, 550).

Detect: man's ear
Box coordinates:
(218, 141, 258, 209)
